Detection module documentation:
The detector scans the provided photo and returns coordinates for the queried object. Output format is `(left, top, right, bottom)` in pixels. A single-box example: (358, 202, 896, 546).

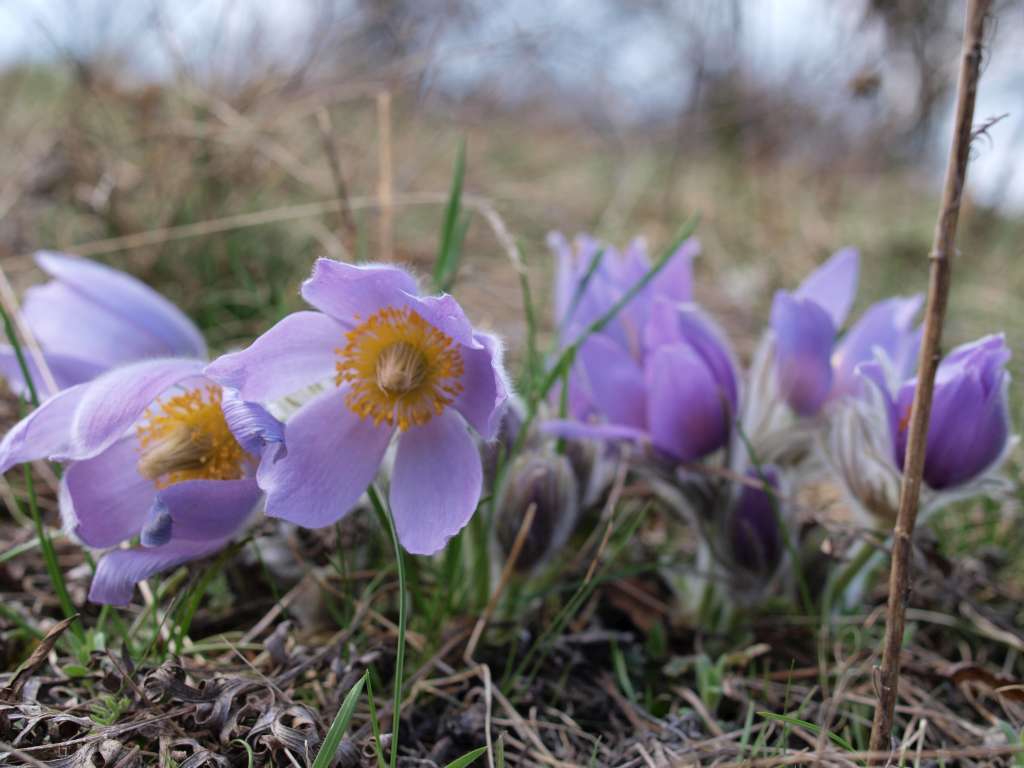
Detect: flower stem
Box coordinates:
(368, 485, 406, 768)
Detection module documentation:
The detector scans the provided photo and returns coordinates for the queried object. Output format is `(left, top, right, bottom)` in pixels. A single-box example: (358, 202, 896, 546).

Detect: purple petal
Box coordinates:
(645, 342, 731, 461)
(140, 498, 172, 547)
(729, 467, 783, 573)
(0, 346, 107, 397)
(548, 231, 576, 326)
(795, 247, 859, 328)
(70, 358, 205, 460)
(390, 410, 482, 555)
(0, 382, 88, 473)
(771, 292, 835, 417)
(832, 295, 923, 398)
(204, 311, 343, 402)
(408, 293, 482, 350)
(157, 477, 261, 540)
(62, 436, 156, 547)
(673, 305, 740, 415)
(300, 258, 419, 324)
(539, 418, 649, 444)
(649, 237, 700, 305)
(221, 389, 285, 456)
(902, 336, 1012, 489)
(577, 333, 647, 429)
(259, 386, 393, 528)
(35, 251, 206, 360)
(453, 331, 509, 440)
(89, 538, 227, 606)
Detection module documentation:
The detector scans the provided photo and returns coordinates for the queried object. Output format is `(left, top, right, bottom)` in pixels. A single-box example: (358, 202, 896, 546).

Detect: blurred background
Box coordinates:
(0, 0, 1021, 380)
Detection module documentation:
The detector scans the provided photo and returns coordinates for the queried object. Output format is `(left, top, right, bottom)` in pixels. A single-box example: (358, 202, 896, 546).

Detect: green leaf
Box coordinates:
(433, 138, 468, 292)
(311, 672, 367, 768)
(442, 745, 488, 768)
(757, 711, 856, 752)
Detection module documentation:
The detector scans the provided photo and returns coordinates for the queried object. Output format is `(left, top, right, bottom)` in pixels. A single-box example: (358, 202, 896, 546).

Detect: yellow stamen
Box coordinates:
(136, 386, 252, 489)
(335, 306, 464, 430)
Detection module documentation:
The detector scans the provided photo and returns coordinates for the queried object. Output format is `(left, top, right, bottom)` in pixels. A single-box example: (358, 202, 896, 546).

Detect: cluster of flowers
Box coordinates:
(536, 235, 1014, 592)
(0, 239, 1013, 606)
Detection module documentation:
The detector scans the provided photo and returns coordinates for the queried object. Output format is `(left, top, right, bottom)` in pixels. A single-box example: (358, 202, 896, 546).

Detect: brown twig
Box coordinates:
(868, 0, 992, 757)
(376, 90, 394, 261)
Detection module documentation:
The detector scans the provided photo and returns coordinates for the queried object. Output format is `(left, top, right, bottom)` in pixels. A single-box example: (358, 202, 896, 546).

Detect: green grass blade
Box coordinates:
(442, 746, 488, 768)
(757, 711, 856, 753)
(0, 303, 40, 407)
(366, 674, 387, 768)
(368, 485, 408, 768)
(311, 672, 368, 768)
(434, 138, 468, 292)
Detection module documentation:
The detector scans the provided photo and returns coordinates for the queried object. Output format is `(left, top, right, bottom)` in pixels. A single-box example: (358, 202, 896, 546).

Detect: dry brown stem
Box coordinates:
(868, 0, 992, 757)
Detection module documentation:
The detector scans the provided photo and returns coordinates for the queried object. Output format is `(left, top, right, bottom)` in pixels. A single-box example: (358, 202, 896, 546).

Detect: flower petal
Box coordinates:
(794, 247, 859, 328)
(300, 258, 419, 324)
(0, 346, 108, 397)
(204, 311, 342, 402)
(221, 389, 285, 456)
(770, 291, 835, 417)
(645, 342, 731, 461)
(453, 331, 509, 440)
(577, 333, 647, 429)
(158, 477, 261, 540)
(70, 358, 205, 459)
(259, 386, 393, 528)
(0, 382, 89, 473)
(831, 295, 923, 398)
(649, 236, 700, 305)
(539, 418, 649, 444)
(35, 251, 207, 360)
(62, 436, 156, 547)
(88, 539, 226, 606)
(390, 409, 482, 555)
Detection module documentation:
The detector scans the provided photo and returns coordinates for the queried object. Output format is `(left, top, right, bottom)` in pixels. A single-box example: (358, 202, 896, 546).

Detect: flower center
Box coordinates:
(335, 306, 464, 430)
(136, 386, 252, 489)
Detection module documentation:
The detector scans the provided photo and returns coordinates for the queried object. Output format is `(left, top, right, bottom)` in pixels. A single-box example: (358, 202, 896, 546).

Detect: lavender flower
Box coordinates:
(769, 247, 923, 416)
(0, 252, 206, 397)
(728, 467, 784, 576)
(546, 232, 738, 463)
(0, 358, 280, 604)
(205, 258, 509, 555)
(826, 334, 1014, 522)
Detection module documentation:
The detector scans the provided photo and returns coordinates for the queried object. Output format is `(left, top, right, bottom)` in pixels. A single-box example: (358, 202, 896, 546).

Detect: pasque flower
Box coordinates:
(769, 248, 922, 417)
(826, 334, 1014, 522)
(546, 232, 738, 463)
(205, 259, 509, 555)
(0, 252, 206, 397)
(0, 358, 281, 604)
(727, 467, 784, 576)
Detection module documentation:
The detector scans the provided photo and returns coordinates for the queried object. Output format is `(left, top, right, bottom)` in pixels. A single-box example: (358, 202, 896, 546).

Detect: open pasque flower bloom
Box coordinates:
(205, 259, 509, 555)
(768, 248, 922, 417)
(546, 232, 738, 463)
(0, 252, 206, 397)
(0, 358, 280, 604)
(826, 334, 1014, 522)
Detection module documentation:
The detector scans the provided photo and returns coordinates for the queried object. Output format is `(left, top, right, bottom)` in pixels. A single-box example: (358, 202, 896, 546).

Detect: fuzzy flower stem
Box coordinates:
(368, 484, 407, 768)
(869, 0, 992, 756)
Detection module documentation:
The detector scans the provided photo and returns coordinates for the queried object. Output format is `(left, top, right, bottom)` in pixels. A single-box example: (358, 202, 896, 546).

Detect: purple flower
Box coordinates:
(205, 259, 509, 555)
(889, 335, 1012, 490)
(0, 252, 206, 398)
(728, 467, 783, 574)
(547, 232, 737, 462)
(770, 247, 922, 416)
(0, 358, 279, 604)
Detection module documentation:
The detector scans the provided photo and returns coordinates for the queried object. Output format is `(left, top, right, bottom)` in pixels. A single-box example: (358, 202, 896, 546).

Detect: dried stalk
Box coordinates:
(376, 90, 394, 261)
(868, 0, 992, 756)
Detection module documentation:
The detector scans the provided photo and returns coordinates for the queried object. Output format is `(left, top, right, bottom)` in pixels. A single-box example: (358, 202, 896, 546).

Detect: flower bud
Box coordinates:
(894, 334, 1011, 490)
(728, 467, 784, 575)
(495, 452, 579, 571)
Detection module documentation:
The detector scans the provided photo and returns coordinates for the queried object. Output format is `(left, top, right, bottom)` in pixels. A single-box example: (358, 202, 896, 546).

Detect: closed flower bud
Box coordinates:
(728, 467, 784, 575)
(496, 453, 579, 571)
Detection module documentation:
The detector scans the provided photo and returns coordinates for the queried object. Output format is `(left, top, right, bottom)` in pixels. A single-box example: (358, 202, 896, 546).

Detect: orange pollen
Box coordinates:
(136, 386, 253, 489)
(334, 306, 464, 430)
